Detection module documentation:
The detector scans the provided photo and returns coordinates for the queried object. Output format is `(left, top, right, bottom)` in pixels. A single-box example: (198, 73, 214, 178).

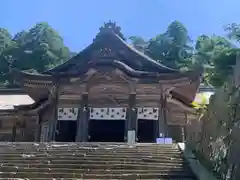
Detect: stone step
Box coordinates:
(0, 143, 197, 179)
(0, 163, 190, 170)
(0, 150, 183, 155)
(0, 158, 187, 164)
(0, 150, 182, 155)
(0, 154, 185, 160)
(0, 145, 179, 151)
(0, 144, 177, 147)
(0, 178, 196, 180)
(0, 167, 193, 174)
(0, 142, 177, 146)
(0, 146, 181, 151)
(0, 153, 185, 159)
(0, 150, 185, 155)
(0, 158, 187, 165)
(0, 162, 188, 169)
(0, 171, 196, 179)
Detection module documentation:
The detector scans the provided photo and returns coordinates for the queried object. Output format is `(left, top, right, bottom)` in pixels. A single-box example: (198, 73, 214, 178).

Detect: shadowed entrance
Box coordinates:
(88, 120, 125, 142)
(55, 121, 77, 142)
(137, 119, 155, 142)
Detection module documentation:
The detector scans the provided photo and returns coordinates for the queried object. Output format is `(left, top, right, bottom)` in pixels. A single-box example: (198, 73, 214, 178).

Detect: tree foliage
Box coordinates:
(129, 36, 147, 52)
(146, 21, 193, 68)
(0, 22, 71, 86)
(192, 35, 235, 86)
(128, 21, 239, 88)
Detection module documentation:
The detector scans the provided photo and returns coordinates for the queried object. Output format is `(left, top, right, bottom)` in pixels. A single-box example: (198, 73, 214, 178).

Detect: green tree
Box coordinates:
(225, 23, 240, 42)
(129, 36, 148, 52)
(0, 22, 71, 85)
(209, 48, 240, 87)
(193, 34, 235, 86)
(0, 29, 15, 85)
(19, 22, 70, 67)
(146, 21, 193, 68)
(0, 28, 13, 54)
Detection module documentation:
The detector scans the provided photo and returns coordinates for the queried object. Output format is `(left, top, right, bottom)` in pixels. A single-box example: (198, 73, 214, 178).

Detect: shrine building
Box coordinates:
(0, 21, 202, 143)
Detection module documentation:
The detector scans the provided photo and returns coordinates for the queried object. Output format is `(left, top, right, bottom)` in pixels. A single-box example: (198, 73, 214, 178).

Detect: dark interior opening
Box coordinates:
(137, 119, 155, 143)
(55, 120, 77, 142)
(89, 120, 125, 142)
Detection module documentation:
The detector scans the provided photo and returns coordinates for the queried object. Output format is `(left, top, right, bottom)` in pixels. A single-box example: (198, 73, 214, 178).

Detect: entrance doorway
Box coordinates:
(88, 120, 125, 142)
(55, 120, 77, 142)
(137, 119, 155, 142)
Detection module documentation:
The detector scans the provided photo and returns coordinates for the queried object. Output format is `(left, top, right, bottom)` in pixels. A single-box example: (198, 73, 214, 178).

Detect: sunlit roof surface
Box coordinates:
(0, 95, 34, 110)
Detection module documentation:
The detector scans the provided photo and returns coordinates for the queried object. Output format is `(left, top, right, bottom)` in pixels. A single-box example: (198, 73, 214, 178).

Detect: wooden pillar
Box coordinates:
(17, 115, 26, 141)
(127, 93, 137, 144)
(157, 108, 164, 138)
(153, 117, 159, 141)
(76, 92, 89, 142)
(182, 112, 188, 142)
(34, 114, 41, 142)
(124, 115, 128, 142)
(181, 126, 186, 142)
(48, 84, 59, 142)
(158, 86, 167, 138)
(11, 119, 17, 142)
(40, 121, 50, 142)
(162, 95, 168, 137)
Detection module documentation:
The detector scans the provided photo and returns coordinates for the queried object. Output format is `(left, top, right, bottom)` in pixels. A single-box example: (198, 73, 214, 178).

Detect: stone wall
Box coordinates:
(186, 79, 240, 179)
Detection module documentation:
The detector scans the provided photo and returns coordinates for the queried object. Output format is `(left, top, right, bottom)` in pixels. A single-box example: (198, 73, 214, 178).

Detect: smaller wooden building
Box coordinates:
(0, 22, 202, 143)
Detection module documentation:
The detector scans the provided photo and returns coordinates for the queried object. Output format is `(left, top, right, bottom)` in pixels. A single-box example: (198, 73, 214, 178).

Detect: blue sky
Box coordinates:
(1, 0, 240, 52)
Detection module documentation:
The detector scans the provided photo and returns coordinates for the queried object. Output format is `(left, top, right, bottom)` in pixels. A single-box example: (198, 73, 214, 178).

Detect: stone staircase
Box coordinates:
(0, 142, 197, 179)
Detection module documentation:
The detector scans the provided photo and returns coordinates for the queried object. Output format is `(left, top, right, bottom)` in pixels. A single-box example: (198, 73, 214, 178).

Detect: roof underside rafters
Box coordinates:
(13, 65, 200, 100)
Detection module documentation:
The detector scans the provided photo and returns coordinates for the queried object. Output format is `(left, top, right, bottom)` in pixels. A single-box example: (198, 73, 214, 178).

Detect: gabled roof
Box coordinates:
(45, 21, 183, 75)
(11, 21, 202, 110)
(0, 94, 34, 110)
(13, 21, 202, 84)
(0, 89, 51, 116)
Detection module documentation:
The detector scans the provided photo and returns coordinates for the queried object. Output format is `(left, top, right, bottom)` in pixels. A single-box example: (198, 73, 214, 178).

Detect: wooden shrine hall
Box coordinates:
(0, 21, 202, 143)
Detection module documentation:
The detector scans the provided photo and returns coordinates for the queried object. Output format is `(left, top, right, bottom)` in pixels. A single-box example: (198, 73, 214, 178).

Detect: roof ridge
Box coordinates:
(44, 22, 201, 75)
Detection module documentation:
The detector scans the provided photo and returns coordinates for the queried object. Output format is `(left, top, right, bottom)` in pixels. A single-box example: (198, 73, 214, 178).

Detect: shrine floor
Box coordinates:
(0, 142, 198, 179)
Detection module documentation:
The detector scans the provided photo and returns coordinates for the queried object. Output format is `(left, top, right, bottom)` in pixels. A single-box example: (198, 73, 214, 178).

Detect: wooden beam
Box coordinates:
(59, 97, 195, 109)
(60, 79, 193, 90)
(58, 82, 197, 101)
